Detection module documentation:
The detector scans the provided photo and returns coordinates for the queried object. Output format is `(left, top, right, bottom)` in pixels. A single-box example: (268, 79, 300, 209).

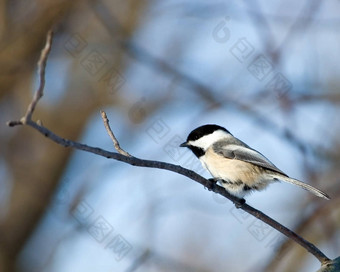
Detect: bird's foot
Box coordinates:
(235, 198, 246, 209)
(207, 178, 219, 191)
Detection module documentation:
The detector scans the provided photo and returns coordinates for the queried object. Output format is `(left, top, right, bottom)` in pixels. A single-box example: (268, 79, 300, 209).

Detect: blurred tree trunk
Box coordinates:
(0, 1, 148, 271)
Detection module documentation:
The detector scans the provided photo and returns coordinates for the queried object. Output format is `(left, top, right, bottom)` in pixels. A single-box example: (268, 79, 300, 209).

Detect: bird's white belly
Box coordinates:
(201, 151, 257, 181)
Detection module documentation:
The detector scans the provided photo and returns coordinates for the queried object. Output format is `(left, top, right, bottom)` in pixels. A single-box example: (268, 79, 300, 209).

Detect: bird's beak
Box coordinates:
(180, 142, 189, 148)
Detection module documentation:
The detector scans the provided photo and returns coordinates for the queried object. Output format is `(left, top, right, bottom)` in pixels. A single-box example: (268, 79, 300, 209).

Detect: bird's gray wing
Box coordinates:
(213, 141, 288, 176)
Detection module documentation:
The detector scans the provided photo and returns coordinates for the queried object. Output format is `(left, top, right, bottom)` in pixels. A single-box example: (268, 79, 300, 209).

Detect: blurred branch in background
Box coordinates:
(89, 0, 329, 159)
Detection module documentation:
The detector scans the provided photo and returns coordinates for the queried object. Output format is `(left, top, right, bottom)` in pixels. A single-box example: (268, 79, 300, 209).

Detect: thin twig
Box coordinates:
(24, 29, 54, 123)
(100, 110, 131, 157)
(6, 30, 331, 266)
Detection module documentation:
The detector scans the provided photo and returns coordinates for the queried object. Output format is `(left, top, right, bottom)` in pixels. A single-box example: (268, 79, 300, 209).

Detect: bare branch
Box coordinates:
(10, 117, 332, 265)
(100, 110, 131, 157)
(6, 30, 331, 267)
(264, 197, 340, 272)
(7, 120, 23, 127)
(6, 29, 53, 128)
(24, 29, 53, 123)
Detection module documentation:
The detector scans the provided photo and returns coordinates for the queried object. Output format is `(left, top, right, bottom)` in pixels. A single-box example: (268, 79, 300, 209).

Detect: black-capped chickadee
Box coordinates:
(180, 124, 330, 200)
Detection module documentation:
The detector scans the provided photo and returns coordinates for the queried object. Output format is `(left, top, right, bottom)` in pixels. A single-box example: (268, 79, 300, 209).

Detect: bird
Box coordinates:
(180, 124, 330, 200)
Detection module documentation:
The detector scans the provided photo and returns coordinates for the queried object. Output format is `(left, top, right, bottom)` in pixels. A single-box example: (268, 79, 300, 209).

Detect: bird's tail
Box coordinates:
(270, 175, 330, 200)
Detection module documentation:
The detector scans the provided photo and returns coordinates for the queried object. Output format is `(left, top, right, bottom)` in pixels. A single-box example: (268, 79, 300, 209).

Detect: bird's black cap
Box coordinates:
(182, 124, 231, 144)
(179, 124, 230, 157)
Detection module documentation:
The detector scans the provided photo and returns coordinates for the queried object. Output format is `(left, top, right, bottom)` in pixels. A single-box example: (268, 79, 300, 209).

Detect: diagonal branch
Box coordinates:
(6, 30, 332, 267)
